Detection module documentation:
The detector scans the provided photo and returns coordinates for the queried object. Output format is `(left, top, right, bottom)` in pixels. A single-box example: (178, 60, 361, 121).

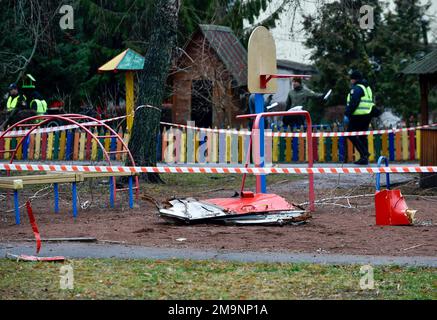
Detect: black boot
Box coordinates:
(354, 157, 369, 165)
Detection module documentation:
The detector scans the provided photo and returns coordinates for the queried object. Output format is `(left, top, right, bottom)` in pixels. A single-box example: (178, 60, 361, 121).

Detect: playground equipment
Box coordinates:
(237, 110, 314, 211)
(247, 26, 312, 194)
(98, 48, 145, 133)
(375, 156, 416, 225)
(0, 114, 139, 224)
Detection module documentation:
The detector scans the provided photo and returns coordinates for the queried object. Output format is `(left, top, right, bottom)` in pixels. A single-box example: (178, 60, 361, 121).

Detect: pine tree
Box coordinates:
(178, 0, 288, 46)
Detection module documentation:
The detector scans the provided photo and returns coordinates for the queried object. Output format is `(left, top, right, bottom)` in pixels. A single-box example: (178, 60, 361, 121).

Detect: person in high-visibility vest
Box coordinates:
(29, 91, 48, 115)
(344, 70, 374, 165)
(6, 83, 27, 112)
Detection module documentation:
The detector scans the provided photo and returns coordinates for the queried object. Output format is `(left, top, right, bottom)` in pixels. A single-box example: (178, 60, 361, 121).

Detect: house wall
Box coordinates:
(171, 33, 246, 127)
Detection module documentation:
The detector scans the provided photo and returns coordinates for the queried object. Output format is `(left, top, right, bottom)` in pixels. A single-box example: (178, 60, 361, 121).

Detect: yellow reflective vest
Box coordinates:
(347, 84, 374, 116)
(30, 99, 48, 115)
(7, 95, 26, 111)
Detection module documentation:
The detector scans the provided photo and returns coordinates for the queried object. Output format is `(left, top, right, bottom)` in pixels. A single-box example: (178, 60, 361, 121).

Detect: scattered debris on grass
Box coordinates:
(5, 253, 65, 262)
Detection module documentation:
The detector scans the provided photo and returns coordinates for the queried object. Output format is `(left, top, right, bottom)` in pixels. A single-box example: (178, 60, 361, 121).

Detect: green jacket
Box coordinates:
(285, 86, 323, 110)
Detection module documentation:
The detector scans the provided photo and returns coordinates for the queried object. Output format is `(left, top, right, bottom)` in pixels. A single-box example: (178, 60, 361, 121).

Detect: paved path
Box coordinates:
(1, 242, 436, 267)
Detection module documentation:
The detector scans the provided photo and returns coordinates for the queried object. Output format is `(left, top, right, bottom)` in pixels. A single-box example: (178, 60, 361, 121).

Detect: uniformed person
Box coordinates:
(6, 83, 27, 112)
(344, 70, 374, 165)
(29, 91, 48, 116)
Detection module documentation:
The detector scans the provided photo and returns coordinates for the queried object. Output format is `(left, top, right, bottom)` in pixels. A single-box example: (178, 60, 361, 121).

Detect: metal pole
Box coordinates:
(14, 190, 20, 225)
(254, 93, 266, 193)
(128, 176, 134, 209)
(72, 182, 78, 218)
(109, 177, 115, 208)
(54, 183, 59, 213)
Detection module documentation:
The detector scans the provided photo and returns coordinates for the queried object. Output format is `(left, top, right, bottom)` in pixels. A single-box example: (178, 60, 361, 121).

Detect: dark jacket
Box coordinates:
(286, 85, 323, 110)
(345, 79, 370, 117)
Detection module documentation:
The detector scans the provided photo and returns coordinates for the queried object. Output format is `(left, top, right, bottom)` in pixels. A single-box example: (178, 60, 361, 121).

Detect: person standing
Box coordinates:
(29, 90, 48, 116)
(284, 77, 323, 129)
(6, 83, 27, 113)
(344, 70, 374, 165)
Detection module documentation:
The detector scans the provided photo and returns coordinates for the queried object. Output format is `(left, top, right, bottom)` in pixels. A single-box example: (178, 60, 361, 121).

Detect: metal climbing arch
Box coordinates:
(0, 113, 139, 198)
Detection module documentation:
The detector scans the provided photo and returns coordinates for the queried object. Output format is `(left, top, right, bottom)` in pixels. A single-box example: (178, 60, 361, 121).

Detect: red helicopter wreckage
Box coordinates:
(158, 111, 314, 226)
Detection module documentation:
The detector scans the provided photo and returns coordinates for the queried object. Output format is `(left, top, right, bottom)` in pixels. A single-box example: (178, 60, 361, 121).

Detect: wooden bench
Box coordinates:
(0, 171, 139, 225)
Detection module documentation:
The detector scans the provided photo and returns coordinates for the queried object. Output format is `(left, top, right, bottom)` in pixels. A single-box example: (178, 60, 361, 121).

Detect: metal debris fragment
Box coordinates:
(159, 194, 310, 226)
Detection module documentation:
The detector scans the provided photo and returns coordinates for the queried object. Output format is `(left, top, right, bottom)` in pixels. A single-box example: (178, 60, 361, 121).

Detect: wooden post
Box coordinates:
(419, 75, 429, 126)
(126, 71, 135, 133)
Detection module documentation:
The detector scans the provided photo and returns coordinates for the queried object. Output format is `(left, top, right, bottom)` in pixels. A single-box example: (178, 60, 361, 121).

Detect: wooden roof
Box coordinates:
(197, 24, 248, 87)
(98, 48, 145, 72)
(402, 49, 437, 75)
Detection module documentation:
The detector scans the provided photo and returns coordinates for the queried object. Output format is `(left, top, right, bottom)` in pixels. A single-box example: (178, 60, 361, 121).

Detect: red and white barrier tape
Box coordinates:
(0, 114, 128, 138)
(26, 201, 41, 254)
(160, 121, 437, 138)
(1, 163, 436, 174)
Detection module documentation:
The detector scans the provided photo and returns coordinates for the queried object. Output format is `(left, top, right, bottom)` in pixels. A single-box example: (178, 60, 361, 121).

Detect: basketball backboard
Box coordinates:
(247, 26, 278, 94)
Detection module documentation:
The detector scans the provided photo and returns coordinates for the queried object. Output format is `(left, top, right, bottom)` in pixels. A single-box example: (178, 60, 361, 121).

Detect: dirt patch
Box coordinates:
(0, 175, 436, 257)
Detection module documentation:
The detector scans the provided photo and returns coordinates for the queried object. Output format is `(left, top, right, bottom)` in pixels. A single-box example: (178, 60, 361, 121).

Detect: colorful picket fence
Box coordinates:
(0, 125, 421, 164)
(159, 125, 421, 164)
(0, 128, 130, 162)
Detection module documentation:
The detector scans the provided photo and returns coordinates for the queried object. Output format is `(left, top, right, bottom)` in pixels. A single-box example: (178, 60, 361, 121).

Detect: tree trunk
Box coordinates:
(127, 0, 180, 183)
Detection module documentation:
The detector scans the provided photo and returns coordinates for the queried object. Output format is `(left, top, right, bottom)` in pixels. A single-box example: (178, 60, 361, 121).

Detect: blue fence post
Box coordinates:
(110, 137, 117, 160)
(292, 137, 298, 162)
(339, 136, 345, 162)
(22, 136, 30, 160)
(389, 132, 395, 161)
(66, 130, 73, 161)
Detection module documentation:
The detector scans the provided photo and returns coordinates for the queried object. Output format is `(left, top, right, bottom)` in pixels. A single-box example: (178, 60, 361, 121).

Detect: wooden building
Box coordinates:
(169, 25, 248, 128)
(402, 49, 437, 125)
(402, 49, 437, 187)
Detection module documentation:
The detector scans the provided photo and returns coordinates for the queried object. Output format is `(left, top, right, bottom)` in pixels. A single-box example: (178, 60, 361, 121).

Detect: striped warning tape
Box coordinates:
(0, 163, 436, 174)
(160, 121, 437, 138)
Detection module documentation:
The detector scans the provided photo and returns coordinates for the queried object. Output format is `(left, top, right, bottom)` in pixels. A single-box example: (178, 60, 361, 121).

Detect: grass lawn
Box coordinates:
(0, 259, 435, 299)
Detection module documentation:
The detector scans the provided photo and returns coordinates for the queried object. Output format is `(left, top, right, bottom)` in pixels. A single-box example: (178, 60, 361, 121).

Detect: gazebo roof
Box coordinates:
(402, 49, 437, 75)
(98, 48, 145, 72)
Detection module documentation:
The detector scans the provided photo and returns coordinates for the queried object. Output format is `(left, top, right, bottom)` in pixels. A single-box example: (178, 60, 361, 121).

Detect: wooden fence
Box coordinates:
(0, 128, 130, 162)
(159, 126, 420, 164)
